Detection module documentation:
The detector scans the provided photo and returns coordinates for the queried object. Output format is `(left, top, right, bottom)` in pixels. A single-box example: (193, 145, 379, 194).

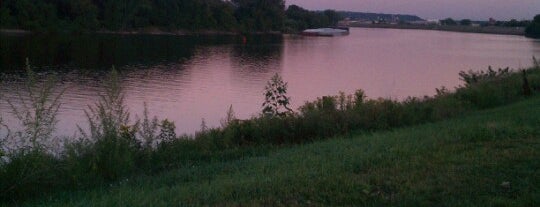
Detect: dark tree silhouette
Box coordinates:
(525, 14, 540, 38)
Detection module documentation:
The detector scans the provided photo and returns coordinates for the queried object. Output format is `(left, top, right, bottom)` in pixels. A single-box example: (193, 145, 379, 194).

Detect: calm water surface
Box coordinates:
(1, 28, 540, 136)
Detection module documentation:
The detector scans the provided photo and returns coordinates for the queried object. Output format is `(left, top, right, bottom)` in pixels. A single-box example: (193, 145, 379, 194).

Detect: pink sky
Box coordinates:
(286, 0, 540, 20)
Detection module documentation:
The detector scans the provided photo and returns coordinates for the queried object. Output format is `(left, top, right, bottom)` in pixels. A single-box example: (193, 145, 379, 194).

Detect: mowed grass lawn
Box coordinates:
(27, 96, 540, 206)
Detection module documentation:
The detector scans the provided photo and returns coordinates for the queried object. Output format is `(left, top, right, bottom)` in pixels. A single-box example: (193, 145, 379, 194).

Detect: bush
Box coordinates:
(458, 66, 511, 86)
(0, 150, 61, 201)
(73, 68, 140, 180)
(525, 14, 540, 38)
(456, 67, 523, 108)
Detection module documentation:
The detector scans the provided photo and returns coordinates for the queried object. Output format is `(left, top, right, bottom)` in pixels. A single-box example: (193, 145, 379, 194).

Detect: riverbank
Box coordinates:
(1, 61, 539, 205)
(350, 24, 526, 36)
(0, 28, 282, 36)
(0, 29, 32, 35)
(22, 95, 540, 206)
(3, 25, 524, 37)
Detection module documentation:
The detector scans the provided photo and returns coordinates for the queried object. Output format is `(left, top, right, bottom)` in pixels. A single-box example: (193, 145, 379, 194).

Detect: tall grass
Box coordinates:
(5, 59, 65, 152)
(32, 96, 540, 206)
(1, 60, 539, 204)
(0, 59, 65, 202)
(0, 109, 8, 159)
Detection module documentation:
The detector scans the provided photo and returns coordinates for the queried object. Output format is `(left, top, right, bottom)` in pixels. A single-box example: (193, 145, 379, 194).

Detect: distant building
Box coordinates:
(409, 20, 439, 25)
(427, 19, 441, 25)
(409, 21, 428, 25)
(488, 18, 496, 26)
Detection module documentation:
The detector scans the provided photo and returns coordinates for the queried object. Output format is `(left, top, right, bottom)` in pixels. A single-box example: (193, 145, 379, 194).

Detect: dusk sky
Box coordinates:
(286, 0, 540, 21)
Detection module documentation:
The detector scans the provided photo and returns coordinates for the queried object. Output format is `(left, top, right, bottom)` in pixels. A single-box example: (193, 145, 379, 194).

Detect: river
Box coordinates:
(1, 28, 539, 136)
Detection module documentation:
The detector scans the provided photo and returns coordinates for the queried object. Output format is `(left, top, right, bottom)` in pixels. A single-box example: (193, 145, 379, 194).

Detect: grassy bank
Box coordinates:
(24, 93, 540, 206)
(350, 24, 526, 36)
(1, 60, 540, 205)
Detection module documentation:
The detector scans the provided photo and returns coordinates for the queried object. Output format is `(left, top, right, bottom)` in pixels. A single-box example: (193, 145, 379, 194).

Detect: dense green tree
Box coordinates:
(323, 10, 340, 26)
(525, 14, 540, 38)
(101, 0, 144, 30)
(211, 2, 238, 30)
(440, 18, 457, 26)
(61, 0, 100, 31)
(233, 0, 285, 32)
(460, 19, 472, 26)
(506, 19, 519, 27)
(0, 7, 15, 28)
(284, 5, 309, 31)
(0, 0, 318, 33)
(1, 0, 59, 31)
(503, 19, 530, 27)
(284, 5, 342, 32)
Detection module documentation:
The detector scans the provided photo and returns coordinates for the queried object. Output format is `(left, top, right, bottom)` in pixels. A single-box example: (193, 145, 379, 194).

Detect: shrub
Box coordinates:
(453, 66, 533, 109)
(61, 138, 99, 187)
(458, 66, 511, 86)
(0, 150, 60, 202)
(158, 119, 177, 143)
(92, 129, 138, 181)
(262, 73, 292, 117)
(153, 136, 205, 170)
(76, 68, 139, 181)
(0, 60, 66, 203)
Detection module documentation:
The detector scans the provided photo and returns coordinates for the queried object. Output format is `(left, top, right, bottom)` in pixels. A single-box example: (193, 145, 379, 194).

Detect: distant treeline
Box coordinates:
(438, 18, 532, 27)
(339, 11, 424, 22)
(0, 0, 342, 33)
(0, 0, 239, 32)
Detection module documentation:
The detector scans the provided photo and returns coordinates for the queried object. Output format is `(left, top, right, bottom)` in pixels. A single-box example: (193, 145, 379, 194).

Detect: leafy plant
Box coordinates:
(459, 66, 511, 86)
(262, 73, 292, 117)
(136, 103, 159, 149)
(158, 119, 177, 143)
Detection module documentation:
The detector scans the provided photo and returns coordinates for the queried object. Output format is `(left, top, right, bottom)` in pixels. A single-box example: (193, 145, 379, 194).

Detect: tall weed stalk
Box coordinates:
(0, 59, 65, 202)
(5, 59, 64, 152)
(78, 68, 130, 141)
(136, 102, 159, 149)
(75, 67, 138, 181)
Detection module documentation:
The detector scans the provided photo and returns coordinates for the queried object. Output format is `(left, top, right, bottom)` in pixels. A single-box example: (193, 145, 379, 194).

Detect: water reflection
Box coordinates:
(0, 34, 242, 71)
(231, 35, 284, 87)
(1, 29, 539, 137)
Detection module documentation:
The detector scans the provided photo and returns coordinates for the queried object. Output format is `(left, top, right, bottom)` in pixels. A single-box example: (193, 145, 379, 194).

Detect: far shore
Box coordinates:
(0, 28, 282, 36)
(349, 23, 526, 36)
(1, 25, 527, 37)
(0, 29, 32, 35)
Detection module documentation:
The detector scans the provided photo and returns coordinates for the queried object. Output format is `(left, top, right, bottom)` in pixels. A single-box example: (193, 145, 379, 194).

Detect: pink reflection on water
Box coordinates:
(1, 28, 539, 137)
